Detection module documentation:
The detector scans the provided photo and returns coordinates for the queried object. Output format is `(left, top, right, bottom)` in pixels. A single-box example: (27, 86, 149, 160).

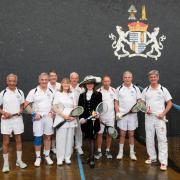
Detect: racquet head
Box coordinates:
(107, 126, 118, 139)
(70, 106, 84, 117)
(52, 103, 65, 114)
(95, 102, 108, 116)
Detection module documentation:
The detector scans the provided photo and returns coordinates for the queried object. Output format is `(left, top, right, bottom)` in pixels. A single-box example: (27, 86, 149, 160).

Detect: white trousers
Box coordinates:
(74, 123, 82, 149)
(145, 115, 168, 165)
(56, 127, 75, 161)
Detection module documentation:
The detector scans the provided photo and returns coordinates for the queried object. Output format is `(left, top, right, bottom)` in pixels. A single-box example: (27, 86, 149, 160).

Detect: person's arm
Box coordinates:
(158, 100, 173, 119)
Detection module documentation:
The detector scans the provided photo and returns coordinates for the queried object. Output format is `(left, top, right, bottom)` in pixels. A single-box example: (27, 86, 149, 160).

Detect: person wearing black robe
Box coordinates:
(78, 75, 102, 168)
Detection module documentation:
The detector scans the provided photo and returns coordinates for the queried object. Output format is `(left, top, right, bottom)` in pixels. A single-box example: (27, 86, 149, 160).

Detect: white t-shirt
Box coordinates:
(116, 84, 141, 113)
(142, 84, 172, 114)
(97, 86, 117, 121)
(48, 82, 61, 94)
(0, 88, 24, 114)
(70, 84, 83, 105)
(53, 91, 77, 128)
(26, 86, 54, 115)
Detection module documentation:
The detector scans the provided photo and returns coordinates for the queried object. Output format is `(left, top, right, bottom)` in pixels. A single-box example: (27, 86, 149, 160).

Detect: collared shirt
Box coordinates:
(26, 86, 54, 115)
(70, 84, 84, 105)
(53, 91, 77, 128)
(48, 82, 61, 94)
(116, 84, 141, 113)
(0, 88, 24, 114)
(97, 86, 117, 120)
(142, 84, 172, 114)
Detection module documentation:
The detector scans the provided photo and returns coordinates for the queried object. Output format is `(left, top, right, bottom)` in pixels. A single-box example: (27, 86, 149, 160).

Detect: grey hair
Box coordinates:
(70, 72, 79, 79)
(6, 73, 18, 81)
(148, 70, 159, 77)
(38, 72, 49, 80)
(123, 71, 133, 77)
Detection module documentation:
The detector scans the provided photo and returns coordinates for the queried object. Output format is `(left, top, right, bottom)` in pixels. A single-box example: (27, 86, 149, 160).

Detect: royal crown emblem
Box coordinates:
(109, 5, 166, 60)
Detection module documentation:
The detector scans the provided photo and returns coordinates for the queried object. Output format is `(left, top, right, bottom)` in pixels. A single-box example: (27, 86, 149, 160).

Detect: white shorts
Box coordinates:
(1, 117, 24, 135)
(98, 118, 115, 134)
(117, 114, 138, 131)
(33, 116, 54, 136)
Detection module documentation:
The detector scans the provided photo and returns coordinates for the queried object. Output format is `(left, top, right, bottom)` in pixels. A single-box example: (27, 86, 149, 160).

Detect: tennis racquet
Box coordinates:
(137, 101, 168, 122)
(116, 101, 142, 120)
(84, 102, 108, 122)
(53, 105, 84, 129)
(100, 121, 118, 139)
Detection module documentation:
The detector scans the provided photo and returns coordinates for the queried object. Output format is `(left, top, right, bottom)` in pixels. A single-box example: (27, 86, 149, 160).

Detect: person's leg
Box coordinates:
(75, 124, 83, 154)
(128, 130, 137, 160)
(145, 116, 157, 164)
(56, 128, 67, 165)
(105, 134, 113, 159)
(44, 134, 53, 165)
(117, 129, 126, 159)
(65, 128, 75, 164)
(2, 134, 10, 172)
(89, 138, 95, 168)
(155, 120, 168, 170)
(14, 134, 27, 168)
(51, 134, 56, 154)
(94, 133, 103, 160)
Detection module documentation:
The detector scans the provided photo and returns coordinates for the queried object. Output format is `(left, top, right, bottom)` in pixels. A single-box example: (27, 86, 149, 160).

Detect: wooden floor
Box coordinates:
(0, 140, 180, 180)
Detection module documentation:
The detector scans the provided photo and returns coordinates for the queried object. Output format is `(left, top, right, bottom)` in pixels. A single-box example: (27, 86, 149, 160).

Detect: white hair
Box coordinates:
(6, 73, 18, 81)
(148, 70, 159, 77)
(123, 71, 133, 77)
(70, 72, 79, 79)
(38, 72, 49, 80)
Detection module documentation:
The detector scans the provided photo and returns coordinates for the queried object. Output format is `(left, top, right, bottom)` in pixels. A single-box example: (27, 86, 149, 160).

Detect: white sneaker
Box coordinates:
(117, 152, 123, 160)
(130, 153, 137, 161)
(57, 160, 63, 166)
(77, 147, 84, 155)
(145, 158, 157, 164)
(160, 164, 167, 171)
(45, 156, 53, 165)
(34, 157, 41, 167)
(51, 148, 56, 154)
(2, 163, 10, 173)
(16, 160, 27, 169)
(65, 159, 71, 165)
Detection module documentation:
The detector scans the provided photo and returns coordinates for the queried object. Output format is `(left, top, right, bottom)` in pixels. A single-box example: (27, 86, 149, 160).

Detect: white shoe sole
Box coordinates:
(16, 163, 27, 169)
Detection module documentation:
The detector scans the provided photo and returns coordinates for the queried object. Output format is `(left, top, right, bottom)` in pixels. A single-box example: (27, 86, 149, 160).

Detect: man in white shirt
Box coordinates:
(95, 76, 117, 159)
(25, 73, 54, 167)
(142, 70, 172, 171)
(48, 70, 61, 154)
(70, 72, 84, 155)
(115, 71, 141, 161)
(0, 74, 27, 173)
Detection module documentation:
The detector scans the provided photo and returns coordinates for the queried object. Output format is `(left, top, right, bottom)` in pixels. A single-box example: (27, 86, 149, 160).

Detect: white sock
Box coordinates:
(44, 150, 50, 157)
(119, 144, 124, 153)
(16, 151, 22, 161)
(130, 144, 134, 154)
(106, 148, 110, 152)
(3, 153, 9, 165)
(97, 148, 101, 152)
(36, 151, 41, 158)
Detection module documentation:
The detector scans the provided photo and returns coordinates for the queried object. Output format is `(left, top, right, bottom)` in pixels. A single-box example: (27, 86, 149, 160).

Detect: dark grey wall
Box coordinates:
(0, 0, 180, 140)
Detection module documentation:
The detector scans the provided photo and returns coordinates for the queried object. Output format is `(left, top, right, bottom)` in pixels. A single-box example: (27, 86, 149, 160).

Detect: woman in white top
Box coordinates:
(53, 78, 77, 165)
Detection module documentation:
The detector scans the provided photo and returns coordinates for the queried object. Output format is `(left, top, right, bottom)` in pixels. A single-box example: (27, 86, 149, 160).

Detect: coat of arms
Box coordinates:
(109, 5, 166, 60)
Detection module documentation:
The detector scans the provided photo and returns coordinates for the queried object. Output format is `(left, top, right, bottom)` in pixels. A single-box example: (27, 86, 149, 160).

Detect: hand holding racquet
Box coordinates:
(53, 105, 84, 129)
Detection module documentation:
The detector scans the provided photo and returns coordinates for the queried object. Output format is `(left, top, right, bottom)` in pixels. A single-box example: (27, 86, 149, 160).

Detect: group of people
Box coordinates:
(0, 69, 172, 173)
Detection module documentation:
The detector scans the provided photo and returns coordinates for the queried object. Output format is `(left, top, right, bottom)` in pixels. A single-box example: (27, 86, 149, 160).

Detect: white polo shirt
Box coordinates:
(26, 86, 54, 115)
(70, 84, 84, 106)
(48, 82, 61, 94)
(97, 86, 117, 121)
(116, 84, 141, 113)
(0, 88, 24, 114)
(142, 84, 172, 114)
(53, 91, 77, 128)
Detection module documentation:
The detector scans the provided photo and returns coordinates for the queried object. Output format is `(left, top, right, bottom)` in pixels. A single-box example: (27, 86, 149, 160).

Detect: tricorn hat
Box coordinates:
(79, 75, 101, 87)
